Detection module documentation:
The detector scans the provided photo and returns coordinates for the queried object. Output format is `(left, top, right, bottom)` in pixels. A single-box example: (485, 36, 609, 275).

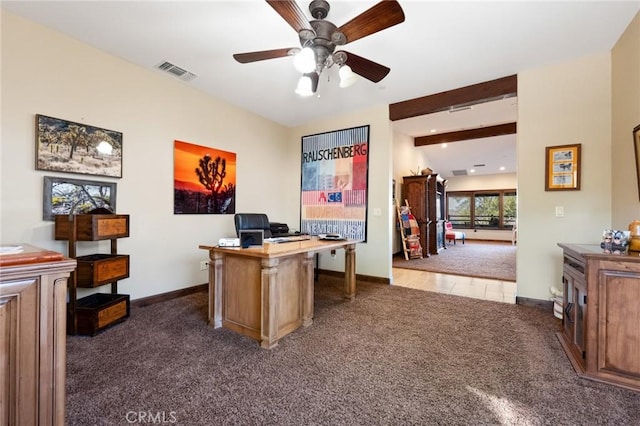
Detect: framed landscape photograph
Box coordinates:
(545, 143, 581, 191)
(36, 114, 123, 178)
(43, 176, 117, 220)
(174, 140, 236, 214)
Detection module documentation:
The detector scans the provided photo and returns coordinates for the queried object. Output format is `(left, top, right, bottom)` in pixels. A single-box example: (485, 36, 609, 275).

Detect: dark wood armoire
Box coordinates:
(402, 174, 447, 257)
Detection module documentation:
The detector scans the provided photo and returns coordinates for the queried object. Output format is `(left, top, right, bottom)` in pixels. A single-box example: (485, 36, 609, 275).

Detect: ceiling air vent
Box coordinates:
(448, 106, 472, 113)
(452, 169, 468, 176)
(155, 61, 197, 82)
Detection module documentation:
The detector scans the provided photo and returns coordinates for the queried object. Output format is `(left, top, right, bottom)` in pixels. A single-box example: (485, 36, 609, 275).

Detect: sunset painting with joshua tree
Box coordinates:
(174, 140, 236, 214)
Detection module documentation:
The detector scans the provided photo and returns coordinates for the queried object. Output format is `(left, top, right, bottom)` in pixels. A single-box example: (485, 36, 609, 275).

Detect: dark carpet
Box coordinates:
(66, 277, 639, 425)
(393, 240, 517, 281)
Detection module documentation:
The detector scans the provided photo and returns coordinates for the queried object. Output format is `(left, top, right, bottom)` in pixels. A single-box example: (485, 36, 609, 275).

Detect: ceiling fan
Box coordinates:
(233, 0, 405, 96)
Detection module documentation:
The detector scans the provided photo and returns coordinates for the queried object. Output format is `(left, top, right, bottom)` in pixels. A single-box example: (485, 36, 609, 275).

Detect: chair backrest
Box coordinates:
(445, 221, 453, 231)
(234, 213, 272, 238)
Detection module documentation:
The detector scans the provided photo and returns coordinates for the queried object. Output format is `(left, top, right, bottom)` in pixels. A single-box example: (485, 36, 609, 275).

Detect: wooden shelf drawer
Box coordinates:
(76, 254, 129, 288)
(74, 293, 130, 336)
(55, 214, 129, 241)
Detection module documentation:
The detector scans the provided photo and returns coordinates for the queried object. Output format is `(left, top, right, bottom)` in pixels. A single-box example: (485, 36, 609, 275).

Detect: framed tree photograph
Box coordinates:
(36, 114, 123, 178)
(545, 143, 581, 191)
(43, 176, 117, 220)
(173, 140, 236, 214)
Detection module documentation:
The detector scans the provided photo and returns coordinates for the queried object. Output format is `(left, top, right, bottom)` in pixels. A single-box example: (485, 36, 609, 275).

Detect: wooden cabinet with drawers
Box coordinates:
(55, 214, 131, 335)
(557, 243, 640, 392)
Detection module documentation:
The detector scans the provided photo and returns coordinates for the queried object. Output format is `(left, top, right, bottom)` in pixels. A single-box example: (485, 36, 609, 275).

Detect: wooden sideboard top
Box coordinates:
(200, 238, 361, 259)
(0, 243, 64, 267)
(558, 243, 640, 263)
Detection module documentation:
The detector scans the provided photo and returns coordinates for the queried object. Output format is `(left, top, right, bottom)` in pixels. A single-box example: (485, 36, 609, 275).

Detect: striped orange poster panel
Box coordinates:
(300, 125, 369, 241)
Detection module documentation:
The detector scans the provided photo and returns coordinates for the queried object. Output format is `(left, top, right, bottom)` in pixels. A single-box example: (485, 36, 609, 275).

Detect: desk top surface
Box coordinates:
(200, 237, 361, 259)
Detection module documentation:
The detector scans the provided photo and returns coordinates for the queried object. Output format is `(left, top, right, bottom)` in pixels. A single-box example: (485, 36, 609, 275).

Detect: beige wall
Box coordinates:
(612, 12, 640, 226)
(290, 106, 394, 279)
(518, 52, 612, 299)
(0, 11, 293, 300)
(392, 130, 429, 252)
(446, 173, 517, 192)
(2, 8, 637, 303)
(392, 51, 616, 300)
(1, 10, 397, 298)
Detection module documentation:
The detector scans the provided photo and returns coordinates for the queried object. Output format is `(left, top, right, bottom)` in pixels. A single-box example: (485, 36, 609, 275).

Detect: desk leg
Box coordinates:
(345, 244, 356, 301)
(261, 258, 279, 349)
(302, 251, 315, 327)
(209, 251, 223, 328)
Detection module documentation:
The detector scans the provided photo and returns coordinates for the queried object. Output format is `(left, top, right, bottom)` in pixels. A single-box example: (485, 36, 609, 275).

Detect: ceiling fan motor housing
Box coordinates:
(300, 19, 339, 72)
(309, 0, 330, 19)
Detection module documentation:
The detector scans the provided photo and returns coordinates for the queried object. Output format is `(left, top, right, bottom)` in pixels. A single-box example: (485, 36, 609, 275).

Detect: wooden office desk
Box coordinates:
(199, 238, 359, 348)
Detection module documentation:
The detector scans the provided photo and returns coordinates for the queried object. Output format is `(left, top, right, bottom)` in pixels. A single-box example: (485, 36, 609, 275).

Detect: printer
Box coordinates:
(269, 222, 291, 237)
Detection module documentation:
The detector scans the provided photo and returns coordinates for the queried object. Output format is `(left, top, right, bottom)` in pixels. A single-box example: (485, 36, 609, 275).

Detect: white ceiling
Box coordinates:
(3, 0, 638, 178)
(394, 96, 519, 177)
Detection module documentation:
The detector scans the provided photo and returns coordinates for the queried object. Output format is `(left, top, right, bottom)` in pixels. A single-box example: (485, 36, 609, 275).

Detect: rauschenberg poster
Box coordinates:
(300, 125, 369, 241)
(174, 140, 236, 214)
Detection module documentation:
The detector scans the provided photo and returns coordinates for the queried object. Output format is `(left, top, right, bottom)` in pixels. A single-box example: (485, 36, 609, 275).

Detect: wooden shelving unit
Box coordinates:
(54, 213, 131, 335)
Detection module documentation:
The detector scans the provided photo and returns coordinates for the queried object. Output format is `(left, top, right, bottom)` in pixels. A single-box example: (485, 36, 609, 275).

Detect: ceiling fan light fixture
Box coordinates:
(295, 75, 313, 96)
(295, 72, 319, 97)
(339, 65, 358, 88)
(237, 0, 406, 95)
(293, 47, 316, 73)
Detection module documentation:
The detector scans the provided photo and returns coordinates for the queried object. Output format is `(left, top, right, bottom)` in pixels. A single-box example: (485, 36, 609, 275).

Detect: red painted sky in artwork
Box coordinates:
(174, 140, 236, 193)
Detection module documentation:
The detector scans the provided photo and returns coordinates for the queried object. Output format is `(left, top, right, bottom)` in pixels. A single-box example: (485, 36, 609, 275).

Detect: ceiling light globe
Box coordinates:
(293, 47, 316, 73)
(295, 75, 314, 97)
(338, 65, 358, 88)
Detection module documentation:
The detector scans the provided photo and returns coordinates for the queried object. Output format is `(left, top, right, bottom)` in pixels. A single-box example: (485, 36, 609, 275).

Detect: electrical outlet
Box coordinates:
(200, 260, 209, 271)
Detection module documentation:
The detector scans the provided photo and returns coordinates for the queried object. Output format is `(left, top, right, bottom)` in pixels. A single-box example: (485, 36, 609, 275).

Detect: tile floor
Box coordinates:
(392, 267, 517, 304)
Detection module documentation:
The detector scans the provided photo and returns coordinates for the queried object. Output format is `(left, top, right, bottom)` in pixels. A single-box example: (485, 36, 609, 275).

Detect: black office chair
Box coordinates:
(235, 213, 317, 278)
(234, 213, 273, 238)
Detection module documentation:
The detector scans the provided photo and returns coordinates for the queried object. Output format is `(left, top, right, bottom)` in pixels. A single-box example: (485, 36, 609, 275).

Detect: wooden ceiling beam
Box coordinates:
(414, 122, 517, 146)
(389, 75, 517, 121)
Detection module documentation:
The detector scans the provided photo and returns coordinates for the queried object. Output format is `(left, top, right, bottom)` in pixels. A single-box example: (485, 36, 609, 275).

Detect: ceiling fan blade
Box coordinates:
(266, 0, 314, 35)
(233, 48, 298, 64)
(334, 0, 405, 45)
(339, 51, 390, 83)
